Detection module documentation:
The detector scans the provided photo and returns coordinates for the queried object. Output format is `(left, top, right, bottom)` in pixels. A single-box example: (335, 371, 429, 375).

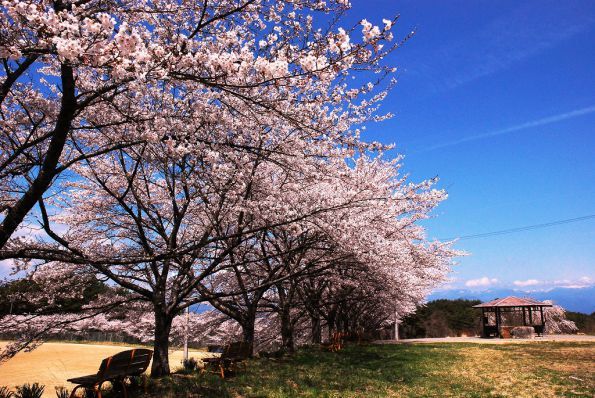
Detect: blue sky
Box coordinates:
(348, 0, 595, 291)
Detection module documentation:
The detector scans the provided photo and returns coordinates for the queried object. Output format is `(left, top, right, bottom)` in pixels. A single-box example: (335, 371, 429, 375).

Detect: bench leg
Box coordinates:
(93, 383, 102, 398)
(120, 379, 128, 398)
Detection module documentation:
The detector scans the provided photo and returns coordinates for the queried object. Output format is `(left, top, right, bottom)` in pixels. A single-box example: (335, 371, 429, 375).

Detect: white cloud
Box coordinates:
(465, 277, 498, 288)
(510, 276, 594, 290)
(513, 279, 540, 287)
(552, 276, 594, 289)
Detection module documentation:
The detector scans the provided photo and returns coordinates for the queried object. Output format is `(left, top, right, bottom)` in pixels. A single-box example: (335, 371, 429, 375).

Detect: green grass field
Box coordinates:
(152, 342, 594, 398)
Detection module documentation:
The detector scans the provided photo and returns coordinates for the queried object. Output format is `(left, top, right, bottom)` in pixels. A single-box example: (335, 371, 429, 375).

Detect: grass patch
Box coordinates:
(167, 342, 594, 398)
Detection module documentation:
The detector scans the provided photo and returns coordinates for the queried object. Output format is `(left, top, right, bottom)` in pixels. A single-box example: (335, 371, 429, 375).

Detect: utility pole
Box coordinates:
(183, 306, 190, 362)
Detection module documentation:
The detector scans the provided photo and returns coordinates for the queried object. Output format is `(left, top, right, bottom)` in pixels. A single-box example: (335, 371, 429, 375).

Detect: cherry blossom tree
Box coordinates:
(1, 0, 403, 375)
(1, 0, 400, 248)
(0, 0, 461, 379)
(200, 155, 456, 352)
(295, 156, 453, 340)
(0, 145, 455, 374)
(543, 301, 578, 335)
(199, 225, 336, 352)
(0, 139, 392, 374)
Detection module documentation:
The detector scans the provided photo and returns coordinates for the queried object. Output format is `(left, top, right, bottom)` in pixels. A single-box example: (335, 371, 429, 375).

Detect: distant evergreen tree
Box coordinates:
(566, 311, 595, 334)
(0, 277, 108, 316)
(399, 299, 482, 338)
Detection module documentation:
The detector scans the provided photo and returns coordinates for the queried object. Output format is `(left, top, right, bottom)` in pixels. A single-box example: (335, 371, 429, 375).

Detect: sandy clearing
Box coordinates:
(0, 342, 213, 397)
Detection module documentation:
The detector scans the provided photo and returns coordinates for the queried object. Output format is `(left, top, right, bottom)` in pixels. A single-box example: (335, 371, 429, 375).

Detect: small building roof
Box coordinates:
(472, 296, 553, 308)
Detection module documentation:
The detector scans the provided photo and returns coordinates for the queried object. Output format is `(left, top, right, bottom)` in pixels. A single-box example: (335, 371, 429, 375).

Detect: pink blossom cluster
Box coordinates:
(543, 301, 578, 334)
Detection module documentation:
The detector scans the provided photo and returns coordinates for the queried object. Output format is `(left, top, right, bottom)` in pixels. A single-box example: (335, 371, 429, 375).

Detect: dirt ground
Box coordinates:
(0, 341, 212, 397)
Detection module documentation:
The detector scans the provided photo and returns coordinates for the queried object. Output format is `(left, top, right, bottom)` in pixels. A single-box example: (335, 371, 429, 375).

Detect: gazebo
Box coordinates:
(473, 296, 552, 338)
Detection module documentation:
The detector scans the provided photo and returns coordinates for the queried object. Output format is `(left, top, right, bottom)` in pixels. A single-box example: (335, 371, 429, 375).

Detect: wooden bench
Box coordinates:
(67, 349, 152, 398)
(202, 342, 252, 378)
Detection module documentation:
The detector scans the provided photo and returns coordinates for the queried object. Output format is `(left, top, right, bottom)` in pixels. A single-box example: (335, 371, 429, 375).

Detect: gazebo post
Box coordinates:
(528, 307, 532, 326)
(540, 306, 545, 325)
(522, 307, 527, 326)
(495, 307, 500, 337)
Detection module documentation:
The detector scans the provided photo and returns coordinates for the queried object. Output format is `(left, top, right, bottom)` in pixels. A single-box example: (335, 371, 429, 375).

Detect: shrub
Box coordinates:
(54, 387, 69, 398)
(0, 386, 13, 398)
(14, 384, 44, 398)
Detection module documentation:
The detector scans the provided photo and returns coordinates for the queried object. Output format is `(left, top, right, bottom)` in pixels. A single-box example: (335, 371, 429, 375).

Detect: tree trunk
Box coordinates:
(151, 310, 173, 377)
(311, 315, 321, 344)
(280, 310, 295, 353)
(241, 313, 256, 356)
(341, 314, 349, 334)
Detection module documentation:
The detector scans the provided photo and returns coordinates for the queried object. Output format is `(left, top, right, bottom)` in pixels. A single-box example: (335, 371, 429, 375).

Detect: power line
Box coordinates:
(441, 214, 595, 241)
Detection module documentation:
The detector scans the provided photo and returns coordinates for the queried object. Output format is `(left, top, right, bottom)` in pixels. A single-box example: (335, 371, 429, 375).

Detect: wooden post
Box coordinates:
(481, 308, 489, 337)
(495, 307, 500, 337)
(528, 307, 532, 326)
(540, 306, 545, 325)
(522, 307, 527, 326)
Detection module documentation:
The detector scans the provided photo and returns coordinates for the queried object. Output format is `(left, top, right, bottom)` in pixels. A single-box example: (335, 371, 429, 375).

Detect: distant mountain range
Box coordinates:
(428, 286, 595, 314)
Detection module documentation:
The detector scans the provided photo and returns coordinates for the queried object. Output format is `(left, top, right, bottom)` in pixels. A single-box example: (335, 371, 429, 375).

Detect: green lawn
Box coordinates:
(146, 342, 594, 397)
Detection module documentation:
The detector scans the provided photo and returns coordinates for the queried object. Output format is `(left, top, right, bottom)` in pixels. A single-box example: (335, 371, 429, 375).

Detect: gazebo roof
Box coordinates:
(472, 296, 552, 308)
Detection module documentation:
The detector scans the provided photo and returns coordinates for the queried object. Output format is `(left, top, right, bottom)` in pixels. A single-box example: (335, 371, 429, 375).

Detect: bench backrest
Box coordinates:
(97, 349, 153, 379)
(222, 342, 252, 359)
